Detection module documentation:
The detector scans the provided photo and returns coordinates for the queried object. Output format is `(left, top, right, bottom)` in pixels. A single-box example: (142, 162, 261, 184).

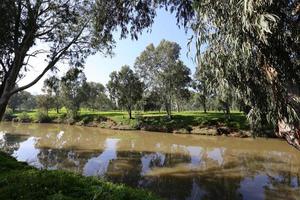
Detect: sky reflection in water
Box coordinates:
(0, 123, 299, 200)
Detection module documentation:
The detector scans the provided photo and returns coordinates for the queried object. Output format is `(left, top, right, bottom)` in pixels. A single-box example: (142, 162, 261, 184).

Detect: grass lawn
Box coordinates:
(0, 152, 160, 200)
(11, 109, 249, 132)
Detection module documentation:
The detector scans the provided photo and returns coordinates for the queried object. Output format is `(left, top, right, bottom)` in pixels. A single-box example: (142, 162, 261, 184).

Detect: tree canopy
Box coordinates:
(135, 40, 191, 117)
(107, 66, 144, 119)
(190, 0, 300, 148)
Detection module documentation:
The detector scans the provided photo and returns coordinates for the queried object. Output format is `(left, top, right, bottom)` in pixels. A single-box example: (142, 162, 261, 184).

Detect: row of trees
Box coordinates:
(8, 40, 242, 119)
(31, 68, 111, 117)
(107, 40, 192, 119)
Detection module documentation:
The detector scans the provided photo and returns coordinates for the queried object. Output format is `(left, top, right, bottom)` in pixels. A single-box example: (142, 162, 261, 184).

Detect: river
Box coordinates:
(0, 123, 299, 200)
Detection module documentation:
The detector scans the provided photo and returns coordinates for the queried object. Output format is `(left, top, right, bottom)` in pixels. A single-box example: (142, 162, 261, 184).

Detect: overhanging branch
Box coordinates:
(9, 23, 88, 96)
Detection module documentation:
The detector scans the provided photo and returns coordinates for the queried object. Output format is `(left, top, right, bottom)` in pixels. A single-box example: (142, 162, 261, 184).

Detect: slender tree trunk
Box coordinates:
(128, 108, 132, 119)
(203, 97, 207, 113)
(176, 101, 180, 112)
(165, 99, 172, 119)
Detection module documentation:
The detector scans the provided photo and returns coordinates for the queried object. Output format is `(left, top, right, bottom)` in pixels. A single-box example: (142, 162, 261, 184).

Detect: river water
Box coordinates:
(0, 123, 299, 200)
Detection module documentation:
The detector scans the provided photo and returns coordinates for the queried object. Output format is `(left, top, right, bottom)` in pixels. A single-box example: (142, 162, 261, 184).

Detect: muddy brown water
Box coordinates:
(0, 122, 299, 200)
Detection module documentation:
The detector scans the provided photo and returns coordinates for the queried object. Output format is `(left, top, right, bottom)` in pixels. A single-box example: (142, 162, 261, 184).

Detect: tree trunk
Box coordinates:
(203, 98, 207, 113)
(0, 100, 9, 120)
(0, 85, 16, 120)
(128, 108, 132, 119)
(165, 100, 172, 119)
(278, 120, 300, 150)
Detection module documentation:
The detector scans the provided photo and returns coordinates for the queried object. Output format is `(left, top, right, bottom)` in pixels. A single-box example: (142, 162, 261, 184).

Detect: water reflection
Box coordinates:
(84, 138, 119, 176)
(0, 123, 299, 200)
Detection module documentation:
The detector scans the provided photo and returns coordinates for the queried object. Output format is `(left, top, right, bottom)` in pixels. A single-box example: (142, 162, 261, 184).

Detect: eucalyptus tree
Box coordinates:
(191, 1, 300, 149)
(107, 66, 143, 119)
(83, 82, 109, 111)
(193, 66, 215, 114)
(60, 68, 87, 117)
(8, 90, 33, 112)
(36, 94, 52, 115)
(43, 76, 60, 113)
(135, 40, 191, 118)
(0, 0, 193, 120)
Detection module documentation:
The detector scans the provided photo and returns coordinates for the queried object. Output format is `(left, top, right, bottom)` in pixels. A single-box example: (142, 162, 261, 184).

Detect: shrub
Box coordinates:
(35, 111, 52, 123)
(94, 115, 107, 122)
(18, 112, 32, 123)
(132, 114, 144, 129)
(58, 113, 67, 120)
(81, 115, 94, 125)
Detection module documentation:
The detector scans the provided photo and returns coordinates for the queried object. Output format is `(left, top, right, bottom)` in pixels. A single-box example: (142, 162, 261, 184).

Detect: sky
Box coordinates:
(20, 9, 196, 95)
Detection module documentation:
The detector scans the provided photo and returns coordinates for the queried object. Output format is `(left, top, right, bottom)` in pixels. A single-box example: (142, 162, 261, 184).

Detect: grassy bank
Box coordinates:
(5, 109, 251, 136)
(0, 152, 160, 200)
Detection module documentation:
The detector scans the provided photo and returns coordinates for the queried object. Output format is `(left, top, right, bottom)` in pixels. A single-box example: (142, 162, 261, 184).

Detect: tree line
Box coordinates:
(7, 40, 243, 119)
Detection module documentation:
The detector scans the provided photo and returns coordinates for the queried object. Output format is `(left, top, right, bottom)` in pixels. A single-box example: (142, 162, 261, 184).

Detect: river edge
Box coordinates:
(4, 117, 253, 138)
(0, 151, 160, 200)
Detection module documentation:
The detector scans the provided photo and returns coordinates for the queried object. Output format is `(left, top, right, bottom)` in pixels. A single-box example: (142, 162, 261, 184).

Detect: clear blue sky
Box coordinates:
(23, 9, 196, 94)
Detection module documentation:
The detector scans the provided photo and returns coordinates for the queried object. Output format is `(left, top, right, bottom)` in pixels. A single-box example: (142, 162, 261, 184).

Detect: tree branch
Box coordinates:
(9, 23, 88, 96)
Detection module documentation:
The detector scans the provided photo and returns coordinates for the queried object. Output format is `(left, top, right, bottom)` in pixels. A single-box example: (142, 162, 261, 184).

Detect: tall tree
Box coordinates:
(135, 40, 191, 118)
(107, 66, 143, 119)
(8, 90, 32, 112)
(83, 82, 109, 111)
(60, 68, 87, 117)
(36, 94, 52, 115)
(43, 76, 61, 113)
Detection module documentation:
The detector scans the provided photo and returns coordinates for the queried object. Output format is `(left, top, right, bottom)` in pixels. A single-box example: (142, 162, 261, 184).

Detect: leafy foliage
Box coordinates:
(60, 68, 87, 118)
(135, 40, 191, 117)
(191, 0, 300, 135)
(107, 66, 144, 119)
(83, 82, 112, 111)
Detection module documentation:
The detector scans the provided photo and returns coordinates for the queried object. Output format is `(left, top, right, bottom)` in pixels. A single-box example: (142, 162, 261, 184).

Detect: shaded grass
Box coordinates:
(0, 152, 160, 200)
(139, 112, 249, 132)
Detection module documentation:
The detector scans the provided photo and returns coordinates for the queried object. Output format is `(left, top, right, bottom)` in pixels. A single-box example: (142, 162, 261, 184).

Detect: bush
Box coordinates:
(35, 111, 52, 123)
(81, 115, 94, 125)
(94, 115, 108, 122)
(57, 113, 67, 122)
(3, 108, 14, 121)
(132, 114, 144, 129)
(17, 112, 32, 123)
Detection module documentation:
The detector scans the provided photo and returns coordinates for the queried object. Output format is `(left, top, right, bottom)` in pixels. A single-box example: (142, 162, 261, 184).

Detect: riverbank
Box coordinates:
(4, 110, 254, 137)
(0, 151, 159, 200)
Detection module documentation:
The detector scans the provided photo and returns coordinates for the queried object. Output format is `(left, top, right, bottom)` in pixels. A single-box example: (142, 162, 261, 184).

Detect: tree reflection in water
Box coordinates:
(0, 125, 299, 200)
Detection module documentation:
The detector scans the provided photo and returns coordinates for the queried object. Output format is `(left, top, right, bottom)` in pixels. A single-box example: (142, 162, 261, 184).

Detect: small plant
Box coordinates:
(35, 111, 52, 123)
(18, 112, 31, 123)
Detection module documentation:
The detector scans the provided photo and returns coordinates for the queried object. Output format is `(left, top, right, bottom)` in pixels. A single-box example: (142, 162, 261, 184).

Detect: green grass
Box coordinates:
(10, 109, 249, 132)
(0, 152, 160, 200)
